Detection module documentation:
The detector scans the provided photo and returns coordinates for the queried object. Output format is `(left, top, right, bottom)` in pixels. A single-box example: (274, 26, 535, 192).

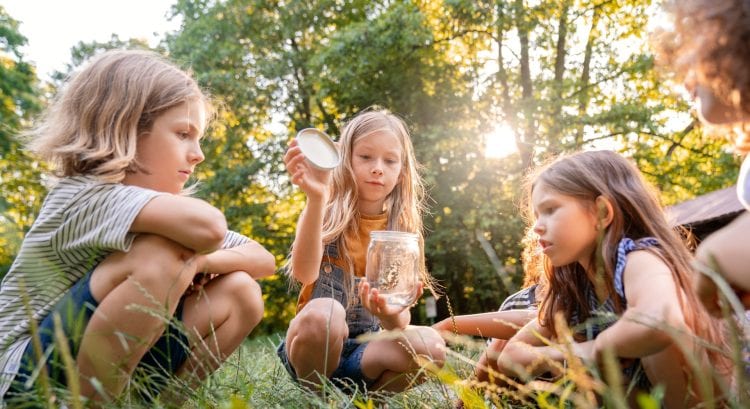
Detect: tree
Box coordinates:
(0, 6, 43, 276)
(71, 0, 737, 330)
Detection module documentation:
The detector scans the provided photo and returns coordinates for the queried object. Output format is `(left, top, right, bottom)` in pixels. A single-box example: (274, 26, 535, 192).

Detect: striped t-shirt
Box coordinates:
(0, 175, 249, 399)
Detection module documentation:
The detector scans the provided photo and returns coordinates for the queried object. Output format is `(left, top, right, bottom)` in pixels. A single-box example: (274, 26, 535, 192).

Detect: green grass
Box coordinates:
(6, 297, 749, 408)
(180, 334, 470, 409)
(7, 326, 749, 408)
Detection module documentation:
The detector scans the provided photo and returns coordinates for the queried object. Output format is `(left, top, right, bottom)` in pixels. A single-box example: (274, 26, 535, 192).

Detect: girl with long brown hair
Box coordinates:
(498, 150, 732, 408)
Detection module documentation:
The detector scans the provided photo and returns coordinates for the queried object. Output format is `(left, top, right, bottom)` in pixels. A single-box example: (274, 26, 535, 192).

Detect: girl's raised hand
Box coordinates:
(283, 139, 332, 200)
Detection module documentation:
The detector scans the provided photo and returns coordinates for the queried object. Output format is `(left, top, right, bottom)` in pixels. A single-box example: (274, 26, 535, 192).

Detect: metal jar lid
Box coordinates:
(295, 128, 340, 170)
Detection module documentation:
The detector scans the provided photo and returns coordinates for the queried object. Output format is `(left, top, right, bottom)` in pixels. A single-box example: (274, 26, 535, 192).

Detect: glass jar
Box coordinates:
(365, 231, 420, 306)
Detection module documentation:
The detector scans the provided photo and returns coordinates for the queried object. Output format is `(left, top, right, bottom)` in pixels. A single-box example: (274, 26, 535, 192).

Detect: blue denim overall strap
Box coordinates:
(310, 242, 380, 338)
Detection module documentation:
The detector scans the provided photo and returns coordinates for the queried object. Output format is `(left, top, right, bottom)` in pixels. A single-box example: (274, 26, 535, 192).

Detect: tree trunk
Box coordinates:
(550, 1, 570, 153)
(515, 0, 535, 169)
(575, 6, 601, 146)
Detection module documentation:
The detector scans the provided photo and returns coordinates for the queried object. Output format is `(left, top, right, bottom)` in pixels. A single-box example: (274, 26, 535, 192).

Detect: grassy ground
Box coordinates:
(9, 325, 748, 408)
(180, 334, 470, 409)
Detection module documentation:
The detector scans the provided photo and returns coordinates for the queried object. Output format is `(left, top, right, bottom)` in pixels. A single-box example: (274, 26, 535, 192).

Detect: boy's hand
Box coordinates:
(283, 139, 332, 201)
(186, 272, 217, 297)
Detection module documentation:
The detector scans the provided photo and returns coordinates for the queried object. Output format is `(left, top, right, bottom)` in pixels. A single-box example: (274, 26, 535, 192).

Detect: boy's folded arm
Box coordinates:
(130, 194, 228, 253)
(202, 241, 276, 278)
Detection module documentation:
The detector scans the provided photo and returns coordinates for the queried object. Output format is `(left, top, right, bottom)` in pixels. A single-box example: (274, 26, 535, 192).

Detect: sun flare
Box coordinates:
(484, 124, 518, 159)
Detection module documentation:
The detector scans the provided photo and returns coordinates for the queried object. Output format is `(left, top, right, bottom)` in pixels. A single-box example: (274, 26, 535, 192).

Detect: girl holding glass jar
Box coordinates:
(277, 108, 445, 393)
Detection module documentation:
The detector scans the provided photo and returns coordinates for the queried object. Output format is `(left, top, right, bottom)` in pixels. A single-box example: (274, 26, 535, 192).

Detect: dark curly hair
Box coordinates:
(655, 0, 750, 150)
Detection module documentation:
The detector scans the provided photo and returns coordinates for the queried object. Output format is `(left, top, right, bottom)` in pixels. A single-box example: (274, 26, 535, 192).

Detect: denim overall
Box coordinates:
(276, 242, 381, 389)
(312, 242, 380, 337)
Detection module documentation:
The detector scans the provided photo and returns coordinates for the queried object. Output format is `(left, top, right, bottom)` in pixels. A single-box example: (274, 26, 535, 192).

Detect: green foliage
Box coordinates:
(49, 35, 155, 86)
(164, 0, 743, 327)
(3, 2, 748, 405)
(0, 5, 44, 277)
(2, 0, 742, 330)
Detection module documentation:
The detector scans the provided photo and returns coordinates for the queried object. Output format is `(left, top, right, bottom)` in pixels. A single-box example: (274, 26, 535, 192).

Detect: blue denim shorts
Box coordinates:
(276, 337, 377, 391)
(4, 270, 190, 401)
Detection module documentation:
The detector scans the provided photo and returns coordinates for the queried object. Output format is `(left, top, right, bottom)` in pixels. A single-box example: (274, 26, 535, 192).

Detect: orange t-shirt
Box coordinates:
(296, 212, 388, 313)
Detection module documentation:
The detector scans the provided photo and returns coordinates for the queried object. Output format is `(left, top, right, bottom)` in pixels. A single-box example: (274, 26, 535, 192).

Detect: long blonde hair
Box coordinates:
(28, 49, 213, 182)
(324, 109, 424, 243)
(289, 108, 436, 297)
(525, 150, 731, 373)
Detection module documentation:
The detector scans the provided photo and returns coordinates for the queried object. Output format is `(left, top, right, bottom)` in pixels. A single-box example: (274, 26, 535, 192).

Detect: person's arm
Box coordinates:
(694, 211, 750, 315)
(433, 309, 537, 339)
(497, 318, 567, 378)
(201, 240, 276, 279)
(289, 198, 328, 285)
(284, 140, 333, 285)
(130, 194, 227, 253)
(589, 251, 685, 361)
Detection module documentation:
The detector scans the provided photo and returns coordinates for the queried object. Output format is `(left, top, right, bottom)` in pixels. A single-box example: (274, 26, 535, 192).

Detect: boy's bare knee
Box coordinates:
(225, 272, 264, 326)
(129, 234, 195, 261)
(91, 234, 196, 301)
(126, 234, 197, 291)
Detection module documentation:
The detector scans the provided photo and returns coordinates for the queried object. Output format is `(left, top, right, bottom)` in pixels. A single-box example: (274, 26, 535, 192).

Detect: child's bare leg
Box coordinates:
(76, 234, 199, 401)
(176, 271, 264, 381)
(285, 298, 348, 386)
(362, 325, 446, 392)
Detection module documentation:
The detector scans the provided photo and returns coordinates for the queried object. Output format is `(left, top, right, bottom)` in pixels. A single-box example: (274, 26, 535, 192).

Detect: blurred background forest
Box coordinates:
(0, 0, 740, 335)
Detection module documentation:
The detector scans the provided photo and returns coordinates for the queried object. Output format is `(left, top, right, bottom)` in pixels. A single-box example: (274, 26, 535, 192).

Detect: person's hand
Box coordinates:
(693, 266, 722, 316)
(571, 340, 596, 365)
(358, 280, 404, 318)
(693, 257, 750, 316)
(358, 280, 423, 320)
(432, 317, 451, 333)
(283, 139, 332, 201)
(185, 272, 217, 297)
